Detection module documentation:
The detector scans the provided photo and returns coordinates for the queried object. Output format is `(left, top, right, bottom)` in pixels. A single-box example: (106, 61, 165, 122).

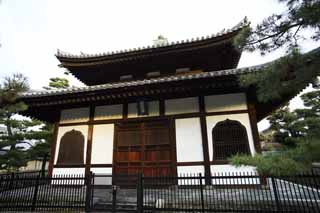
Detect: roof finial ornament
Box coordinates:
(153, 35, 169, 46)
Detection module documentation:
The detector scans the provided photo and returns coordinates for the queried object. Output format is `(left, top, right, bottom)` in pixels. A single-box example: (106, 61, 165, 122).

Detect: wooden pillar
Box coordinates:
(199, 96, 211, 184)
(85, 106, 95, 176)
(48, 122, 59, 177)
(159, 99, 165, 116)
(123, 103, 128, 119)
(248, 103, 261, 153)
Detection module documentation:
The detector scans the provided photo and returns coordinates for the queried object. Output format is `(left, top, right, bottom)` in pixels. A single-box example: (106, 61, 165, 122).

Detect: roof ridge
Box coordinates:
(56, 17, 249, 59)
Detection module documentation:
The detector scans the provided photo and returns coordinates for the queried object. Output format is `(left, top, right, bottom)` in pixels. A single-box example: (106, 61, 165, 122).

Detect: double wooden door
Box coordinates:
(113, 120, 175, 177)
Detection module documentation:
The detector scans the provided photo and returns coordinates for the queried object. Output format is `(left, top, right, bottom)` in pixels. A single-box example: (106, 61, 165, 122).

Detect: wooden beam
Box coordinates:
(159, 99, 165, 116)
(170, 119, 178, 176)
(199, 96, 211, 184)
(85, 106, 95, 176)
(48, 122, 59, 177)
(248, 103, 262, 153)
(123, 103, 128, 119)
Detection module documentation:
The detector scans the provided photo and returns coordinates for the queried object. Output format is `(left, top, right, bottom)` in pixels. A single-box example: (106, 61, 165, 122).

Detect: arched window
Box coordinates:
(57, 130, 85, 165)
(212, 119, 250, 161)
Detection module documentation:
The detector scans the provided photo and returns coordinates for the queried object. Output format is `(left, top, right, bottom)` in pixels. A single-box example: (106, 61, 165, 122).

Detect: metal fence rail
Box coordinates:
(1, 170, 320, 212)
(137, 172, 320, 212)
(0, 172, 88, 212)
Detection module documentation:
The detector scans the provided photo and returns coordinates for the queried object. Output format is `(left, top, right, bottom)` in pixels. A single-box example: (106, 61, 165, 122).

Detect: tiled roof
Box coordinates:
(20, 63, 266, 98)
(56, 18, 249, 59)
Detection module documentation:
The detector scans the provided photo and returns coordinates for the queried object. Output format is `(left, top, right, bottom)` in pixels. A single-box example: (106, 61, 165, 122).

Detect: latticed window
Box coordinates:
(57, 130, 84, 165)
(212, 119, 250, 161)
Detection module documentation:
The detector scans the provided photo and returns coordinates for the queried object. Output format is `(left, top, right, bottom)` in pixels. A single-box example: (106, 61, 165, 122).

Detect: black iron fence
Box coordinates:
(1, 170, 320, 212)
(137, 172, 320, 212)
(0, 170, 46, 191)
(0, 172, 89, 212)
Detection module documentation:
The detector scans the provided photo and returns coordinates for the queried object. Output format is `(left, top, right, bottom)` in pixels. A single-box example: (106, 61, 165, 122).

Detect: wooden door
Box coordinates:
(113, 120, 174, 179)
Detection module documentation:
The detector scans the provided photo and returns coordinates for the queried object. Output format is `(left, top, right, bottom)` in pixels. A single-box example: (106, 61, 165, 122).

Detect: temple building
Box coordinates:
(18, 18, 317, 180)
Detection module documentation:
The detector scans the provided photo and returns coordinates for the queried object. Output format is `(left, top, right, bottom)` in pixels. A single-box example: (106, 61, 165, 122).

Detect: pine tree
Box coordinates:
(235, 0, 320, 54)
(0, 74, 39, 171)
(26, 77, 70, 171)
(230, 89, 320, 175)
(267, 90, 320, 145)
(42, 77, 70, 90)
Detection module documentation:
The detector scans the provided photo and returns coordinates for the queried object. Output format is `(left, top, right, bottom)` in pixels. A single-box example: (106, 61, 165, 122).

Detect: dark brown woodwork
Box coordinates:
(159, 99, 165, 116)
(123, 103, 128, 119)
(21, 76, 246, 123)
(169, 119, 178, 177)
(113, 120, 174, 180)
(248, 103, 262, 153)
(57, 109, 249, 127)
(212, 119, 250, 160)
(177, 161, 204, 166)
(54, 164, 85, 168)
(91, 164, 113, 168)
(48, 122, 59, 177)
(199, 96, 211, 184)
(85, 106, 95, 176)
(56, 130, 85, 165)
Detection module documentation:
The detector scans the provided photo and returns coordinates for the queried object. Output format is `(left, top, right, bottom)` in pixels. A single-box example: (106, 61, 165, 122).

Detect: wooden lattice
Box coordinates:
(212, 119, 250, 160)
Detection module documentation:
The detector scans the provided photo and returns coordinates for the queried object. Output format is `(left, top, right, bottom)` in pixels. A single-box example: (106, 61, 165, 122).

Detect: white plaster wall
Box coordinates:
(52, 168, 85, 176)
(206, 113, 255, 161)
(165, 97, 199, 115)
(94, 105, 123, 120)
(60, 107, 89, 123)
(91, 124, 114, 164)
(177, 166, 205, 175)
(175, 118, 203, 162)
(90, 168, 113, 185)
(177, 166, 205, 185)
(52, 168, 85, 184)
(54, 125, 88, 165)
(128, 101, 159, 118)
(205, 93, 247, 112)
(210, 165, 258, 185)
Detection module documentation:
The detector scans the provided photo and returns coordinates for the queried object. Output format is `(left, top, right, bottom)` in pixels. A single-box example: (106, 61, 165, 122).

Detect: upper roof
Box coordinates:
(56, 18, 249, 85)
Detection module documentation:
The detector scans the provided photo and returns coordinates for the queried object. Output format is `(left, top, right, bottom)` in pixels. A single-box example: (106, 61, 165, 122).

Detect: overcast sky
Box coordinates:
(0, 0, 318, 130)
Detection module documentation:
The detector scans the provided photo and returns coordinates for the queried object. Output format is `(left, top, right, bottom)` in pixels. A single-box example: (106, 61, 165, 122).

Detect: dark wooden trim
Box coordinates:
(199, 96, 211, 184)
(248, 103, 262, 153)
(85, 106, 95, 176)
(91, 164, 113, 168)
(48, 122, 59, 177)
(209, 160, 229, 165)
(112, 123, 118, 177)
(58, 109, 249, 127)
(205, 109, 248, 116)
(159, 99, 165, 116)
(170, 118, 178, 177)
(123, 103, 128, 119)
(54, 164, 85, 168)
(177, 161, 205, 166)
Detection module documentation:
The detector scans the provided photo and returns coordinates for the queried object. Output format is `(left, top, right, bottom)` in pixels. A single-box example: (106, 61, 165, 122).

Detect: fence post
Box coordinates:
(270, 176, 281, 211)
(85, 172, 93, 212)
(199, 173, 205, 213)
(31, 172, 41, 211)
(137, 173, 143, 213)
(112, 185, 117, 213)
(9, 172, 14, 190)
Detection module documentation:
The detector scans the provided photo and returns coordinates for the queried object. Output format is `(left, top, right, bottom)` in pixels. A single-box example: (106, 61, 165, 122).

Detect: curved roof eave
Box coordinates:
(55, 18, 249, 64)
